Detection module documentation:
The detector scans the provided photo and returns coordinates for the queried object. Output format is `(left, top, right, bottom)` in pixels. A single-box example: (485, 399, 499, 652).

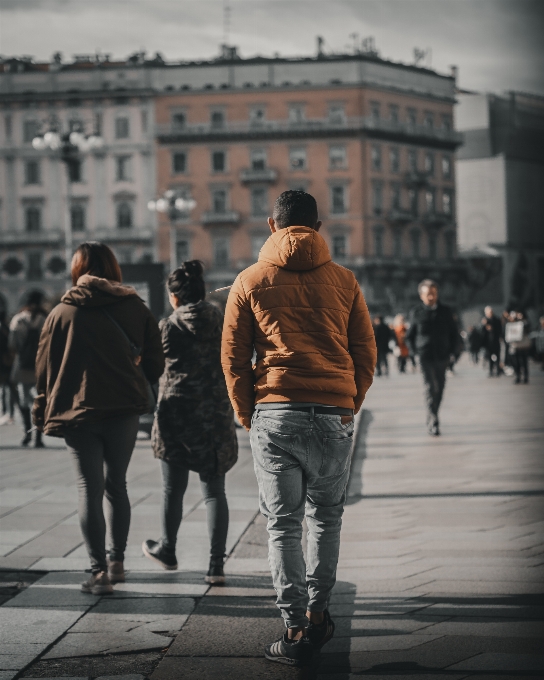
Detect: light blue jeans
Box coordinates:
(250, 407, 354, 629)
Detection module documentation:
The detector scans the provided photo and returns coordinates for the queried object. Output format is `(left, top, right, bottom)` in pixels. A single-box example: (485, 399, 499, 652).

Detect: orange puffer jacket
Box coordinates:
(221, 226, 377, 429)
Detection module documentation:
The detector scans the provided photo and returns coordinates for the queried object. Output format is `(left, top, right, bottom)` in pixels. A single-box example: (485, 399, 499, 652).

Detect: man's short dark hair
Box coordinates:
(418, 279, 438, 295)
(272, 191, 318, 229)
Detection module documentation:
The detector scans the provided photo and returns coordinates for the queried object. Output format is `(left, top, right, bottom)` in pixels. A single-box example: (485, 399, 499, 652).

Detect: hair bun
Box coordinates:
(183, 260, 203, 278)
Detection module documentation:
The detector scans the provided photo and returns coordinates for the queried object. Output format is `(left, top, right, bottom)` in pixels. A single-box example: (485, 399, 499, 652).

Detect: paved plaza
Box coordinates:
(0, 357, 543, 679)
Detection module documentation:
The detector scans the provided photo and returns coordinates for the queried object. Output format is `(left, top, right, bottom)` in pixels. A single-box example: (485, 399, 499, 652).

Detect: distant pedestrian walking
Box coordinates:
(143, 262, 238, 584)
(505, 311, 531, 384)
(0, 307, 16, 426)
(467, 325, 482, 364)
(406, 279, 458, 436)
(392, 314, 411, 373)
(9, 291, 48, 446)
(482, 306, 503, 376)
(33, 242, 164, 595)
(373, 315, 392, 376)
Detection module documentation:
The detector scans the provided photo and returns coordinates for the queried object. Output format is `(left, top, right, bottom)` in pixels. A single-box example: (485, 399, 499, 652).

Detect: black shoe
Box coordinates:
(307, 609, 335, 650)
(21, 432, 32, 446)
(205, 559, 225, 585)
(142, 539, 178, 570)
(264, 631, 313, 667)
(34, 431, 45, 448)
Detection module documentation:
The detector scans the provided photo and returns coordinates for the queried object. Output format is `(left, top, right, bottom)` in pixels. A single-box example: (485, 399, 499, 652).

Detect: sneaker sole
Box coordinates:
(142, 542, 178, 570)
(108, 574, 125, 584)
(205, 575, 225, 584)
(264, 652, 309, 667)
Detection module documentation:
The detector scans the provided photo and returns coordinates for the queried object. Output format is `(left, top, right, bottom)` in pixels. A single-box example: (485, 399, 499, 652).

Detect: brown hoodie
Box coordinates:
(221, 226, 377, 429)
(33, 275, 164, 436)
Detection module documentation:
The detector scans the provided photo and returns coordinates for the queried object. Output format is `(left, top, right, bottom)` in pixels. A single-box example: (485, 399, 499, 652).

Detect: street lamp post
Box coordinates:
(148, 190, 196, 272)
(32, 129, 104, 281)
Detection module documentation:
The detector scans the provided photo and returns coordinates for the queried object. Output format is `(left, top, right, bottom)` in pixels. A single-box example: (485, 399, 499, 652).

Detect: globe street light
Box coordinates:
(32, 128, 104, 281)
(148, 190, 196, 272)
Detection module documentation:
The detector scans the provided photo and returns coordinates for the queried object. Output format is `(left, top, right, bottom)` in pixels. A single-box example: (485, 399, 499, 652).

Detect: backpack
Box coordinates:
(19, 326, 41, 371)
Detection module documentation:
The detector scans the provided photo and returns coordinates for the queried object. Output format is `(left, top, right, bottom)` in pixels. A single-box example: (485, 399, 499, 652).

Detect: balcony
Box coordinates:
(404, 170, 432, 187)
(201, 211, 240, 226)
(0, 229, 63, 246)
(422, 212, 452, 227)
(239, 167, 278, 183)
(387, 209, 414, 224)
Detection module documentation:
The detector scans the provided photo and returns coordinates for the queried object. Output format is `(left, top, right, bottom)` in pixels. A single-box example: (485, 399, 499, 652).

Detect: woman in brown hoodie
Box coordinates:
(33, 242, 164, 594)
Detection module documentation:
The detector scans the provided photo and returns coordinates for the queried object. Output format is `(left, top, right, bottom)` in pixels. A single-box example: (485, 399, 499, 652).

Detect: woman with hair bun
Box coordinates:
(143, 260, 238, 584)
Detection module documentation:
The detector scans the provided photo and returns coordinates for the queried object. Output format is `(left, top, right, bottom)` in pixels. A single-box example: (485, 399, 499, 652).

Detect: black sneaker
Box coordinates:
(142, 539, 178, 570)
(264, 631, 313, 667)
(205, 559, 225, 585)
(307, 609, 335, 650)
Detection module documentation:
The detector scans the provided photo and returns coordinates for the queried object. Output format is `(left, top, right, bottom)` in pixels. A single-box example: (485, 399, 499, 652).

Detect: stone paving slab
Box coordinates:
(446, 651, 544, 671)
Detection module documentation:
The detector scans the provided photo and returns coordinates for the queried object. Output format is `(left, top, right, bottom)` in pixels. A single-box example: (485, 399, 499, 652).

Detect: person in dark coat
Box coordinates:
(482, 306, 503, 376)
(467, 325, 482, 364)
(406, 279, 458, 436)
(144, 261, 238, 584)
(372, 315, 392, 376)
(33, 242, 164, 595)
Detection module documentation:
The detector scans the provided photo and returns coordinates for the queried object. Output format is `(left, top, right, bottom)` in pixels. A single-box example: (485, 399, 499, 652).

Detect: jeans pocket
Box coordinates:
(319, 432, 354, 477)
(251, 426, 297, 472)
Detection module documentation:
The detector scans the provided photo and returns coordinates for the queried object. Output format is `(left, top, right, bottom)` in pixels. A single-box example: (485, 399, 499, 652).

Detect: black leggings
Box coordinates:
(160, 459, 229, 562)
(65, 415, 139, 573)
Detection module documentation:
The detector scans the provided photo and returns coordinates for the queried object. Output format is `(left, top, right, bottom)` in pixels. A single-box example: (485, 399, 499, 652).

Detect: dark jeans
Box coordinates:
(512, 351, 529, 382)
(65, 414, 139, 573)
(376, 351, 389, 376)
(420, 358, 449, 423)
(160, 460, 229, 561)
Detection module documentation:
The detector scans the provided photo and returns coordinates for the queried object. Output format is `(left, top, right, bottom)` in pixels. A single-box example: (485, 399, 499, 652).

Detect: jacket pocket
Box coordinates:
(250, 426, 297, 472)
(320, 432, 354, 477)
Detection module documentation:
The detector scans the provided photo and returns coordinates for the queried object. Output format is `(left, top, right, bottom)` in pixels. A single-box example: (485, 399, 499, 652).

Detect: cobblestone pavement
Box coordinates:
(1, 357, 543, 679)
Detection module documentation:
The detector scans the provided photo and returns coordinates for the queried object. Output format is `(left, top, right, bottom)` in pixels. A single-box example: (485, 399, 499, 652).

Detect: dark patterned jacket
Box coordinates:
(152, 301, 238, 479)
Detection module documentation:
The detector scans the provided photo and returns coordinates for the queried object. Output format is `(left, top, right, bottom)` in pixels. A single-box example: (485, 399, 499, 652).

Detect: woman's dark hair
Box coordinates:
(167, 260, 205, 304)
(71, 242, 122, 285)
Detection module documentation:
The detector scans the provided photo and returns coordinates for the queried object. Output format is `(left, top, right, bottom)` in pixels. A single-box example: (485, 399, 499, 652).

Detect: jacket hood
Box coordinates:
(170, 300, 219, 336)
(61, 275, 139, 307)
(258, 226, 331, 271)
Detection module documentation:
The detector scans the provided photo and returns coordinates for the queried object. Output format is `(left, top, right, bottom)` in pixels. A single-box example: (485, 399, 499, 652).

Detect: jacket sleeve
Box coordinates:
(448, 309, 459, 356)
(221, 275, 255, 430)
(32, 313, 54, 429)
(347, 283, 377, 413)
(141, 308, 165, 384)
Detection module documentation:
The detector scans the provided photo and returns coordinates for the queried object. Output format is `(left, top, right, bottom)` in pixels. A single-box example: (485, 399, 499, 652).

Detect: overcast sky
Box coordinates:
(1, 0, 543, 95)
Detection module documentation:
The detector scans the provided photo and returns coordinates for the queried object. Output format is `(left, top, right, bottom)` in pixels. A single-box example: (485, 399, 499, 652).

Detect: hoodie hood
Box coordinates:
(61, 275, 139, 307)
(258, 226, 331, 271)
(170, 300, 220, 337)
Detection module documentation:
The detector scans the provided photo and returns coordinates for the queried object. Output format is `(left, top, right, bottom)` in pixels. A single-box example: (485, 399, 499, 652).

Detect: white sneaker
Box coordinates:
(0, 414, 14, 426)
(81, 571, 113, 595)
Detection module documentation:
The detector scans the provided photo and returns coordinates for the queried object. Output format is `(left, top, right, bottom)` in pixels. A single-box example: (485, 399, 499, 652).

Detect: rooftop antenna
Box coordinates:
(223, 0, 231, 46)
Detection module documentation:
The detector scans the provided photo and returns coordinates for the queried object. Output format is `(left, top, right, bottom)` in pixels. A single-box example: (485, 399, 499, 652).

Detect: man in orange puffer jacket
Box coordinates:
(221, 191, 376, 667)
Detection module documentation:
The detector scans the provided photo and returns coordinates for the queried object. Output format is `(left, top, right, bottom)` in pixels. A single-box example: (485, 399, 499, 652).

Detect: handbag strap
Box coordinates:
(101, 308, 142, 360)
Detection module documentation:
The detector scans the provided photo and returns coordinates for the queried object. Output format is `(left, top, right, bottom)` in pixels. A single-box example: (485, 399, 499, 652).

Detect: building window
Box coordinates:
(172, 151, 187, 174)
(411, 229, 420, 258)
(70, 204, 85, 232)
(408, 188, 418, 216)
(391, 183, 401, 210)
(211, 110, 225, 129)
(289, 147, 307, 170)
(371, 144, 382, 171)
(251, 187, 268, 217)
(176, 239, 191, 264)
(117, 202, 133, 229)
(329, 145, 347, 169)
(115, 117, 130, 139)
(424, 111, 434, 129)
(212, 189, 227, 213)
(213, 236, 230, 268)
(5, 114, 12, 140)
(389, 147, 400, 173)
(24, 160, 40, 185)
(23, 120, 39, 143)
(407, 108, 417, 127)
(424, 152, 434, 175)
(249, 106, 266, 126)
(115, 155, 132, 181)
(332, 234, 347, 260)
(429, 232, 437, 260)
(443, 190, 453, 215)
(288, 104, 305, 124)
(27, 252, 42, 281)
(374, 226, 384, 257)
(331, 186, 347, 214)
(141, 110, 148, 133)
(372, 181, 383, 215)
(68, 159, 82, 183)
(93, 111, 103, 136)
(442, 115, 452, 131)
(251, 234, 267, 260)
(425, 188, 435, 213)
(445, 231, 455, 259)
(408, 149, 417, 171)
(328, 104, 346, 125)
(370, 101, 380, 122)
(25, 206, 41, 232)
(389, 104, 399, 124)
(172, 112, 186, 130)
(212, 150, 226, 173)
(442, 154, 452, 180)
(393, 229, 402, 258)
(250, 148, 267, 170)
